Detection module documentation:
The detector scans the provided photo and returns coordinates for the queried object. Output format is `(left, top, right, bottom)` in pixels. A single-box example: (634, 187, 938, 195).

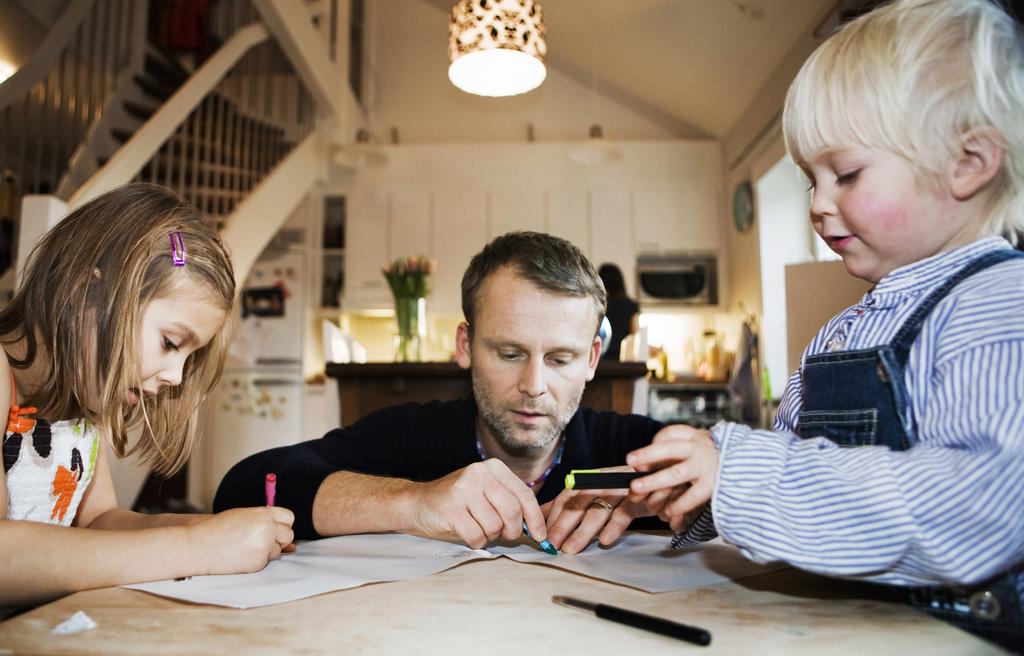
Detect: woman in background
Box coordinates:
(598, 263, 639, 361)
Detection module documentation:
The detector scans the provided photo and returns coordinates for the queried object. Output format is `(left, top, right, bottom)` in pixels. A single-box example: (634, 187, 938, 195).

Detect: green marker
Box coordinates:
(564, 469, 644, 490)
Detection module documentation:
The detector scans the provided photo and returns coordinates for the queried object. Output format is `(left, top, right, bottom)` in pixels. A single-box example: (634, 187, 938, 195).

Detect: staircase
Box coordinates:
(106, 44, 303, 228)
(0, 0, 325, 297)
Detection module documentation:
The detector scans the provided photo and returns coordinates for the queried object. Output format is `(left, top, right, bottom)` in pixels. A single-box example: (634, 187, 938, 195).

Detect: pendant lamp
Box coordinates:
(333, 128, 388, 169)
(448, 0, 547, 97)
(568, 124, 620, 167)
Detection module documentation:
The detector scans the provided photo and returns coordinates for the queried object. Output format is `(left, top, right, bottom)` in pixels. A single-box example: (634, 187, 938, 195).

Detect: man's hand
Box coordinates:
(409, 459, 546, 549)
(543, 466, 653, 554)
(626, 425, 718, 532)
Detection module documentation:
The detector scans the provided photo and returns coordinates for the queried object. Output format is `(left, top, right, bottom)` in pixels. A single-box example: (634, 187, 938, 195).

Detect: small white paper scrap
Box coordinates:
(51, 610, 98, 635)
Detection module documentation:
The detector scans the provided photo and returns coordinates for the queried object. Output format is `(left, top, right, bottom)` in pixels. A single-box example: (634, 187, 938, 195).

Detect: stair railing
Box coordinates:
(0, 0, 145, 195)
(70, 4, 319, 230)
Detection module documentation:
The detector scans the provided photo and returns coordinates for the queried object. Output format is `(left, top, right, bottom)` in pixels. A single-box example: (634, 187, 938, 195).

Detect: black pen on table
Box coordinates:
(552, 596, 711, 647)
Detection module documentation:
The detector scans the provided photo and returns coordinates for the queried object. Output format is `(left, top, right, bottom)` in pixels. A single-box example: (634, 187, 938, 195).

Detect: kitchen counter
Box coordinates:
(325, 361, 649, 426)
(648, 377, 729, 390)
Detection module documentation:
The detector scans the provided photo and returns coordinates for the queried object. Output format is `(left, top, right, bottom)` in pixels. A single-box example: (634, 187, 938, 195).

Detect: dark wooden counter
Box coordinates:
(325, 361, 649, 427)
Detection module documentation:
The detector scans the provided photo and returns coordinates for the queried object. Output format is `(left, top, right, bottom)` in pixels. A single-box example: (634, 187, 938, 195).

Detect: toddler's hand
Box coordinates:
(625, 425, 718, 532)
(189, 506, 295, 575)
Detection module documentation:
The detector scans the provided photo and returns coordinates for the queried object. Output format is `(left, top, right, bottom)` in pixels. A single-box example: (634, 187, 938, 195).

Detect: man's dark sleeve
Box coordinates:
(212, 401, 471, 539)
(580, 408, 663, 463)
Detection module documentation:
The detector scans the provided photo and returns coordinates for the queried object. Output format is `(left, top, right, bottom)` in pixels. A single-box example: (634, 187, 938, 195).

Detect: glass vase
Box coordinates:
(393, 296, 425, 362)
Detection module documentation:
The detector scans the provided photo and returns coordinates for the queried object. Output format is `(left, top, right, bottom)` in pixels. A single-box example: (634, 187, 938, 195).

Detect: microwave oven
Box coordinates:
(635, 254, 718, 307)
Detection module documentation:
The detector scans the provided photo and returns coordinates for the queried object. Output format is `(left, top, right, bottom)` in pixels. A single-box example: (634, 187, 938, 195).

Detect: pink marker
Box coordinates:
(265, 473, 276, 507)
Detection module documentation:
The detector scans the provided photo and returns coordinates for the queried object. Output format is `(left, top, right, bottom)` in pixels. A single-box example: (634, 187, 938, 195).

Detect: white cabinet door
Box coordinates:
(590, 189, 636, 297)
(489, 190, 544, 239)
(431, 190, 488, 315)
(343, 190, 390, 309)
(545, 189, 589, 256)
(389, 190, 432, 261)
(633, 181, 721, 254)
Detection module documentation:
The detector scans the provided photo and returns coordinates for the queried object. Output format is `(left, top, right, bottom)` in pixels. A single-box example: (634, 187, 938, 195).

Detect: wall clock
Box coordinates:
(732, 180, 754, 233)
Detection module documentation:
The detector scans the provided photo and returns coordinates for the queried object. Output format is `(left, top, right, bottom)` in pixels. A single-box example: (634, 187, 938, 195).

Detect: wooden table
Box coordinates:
(326, 361, 649, 427)
(0, 554, 1001, 655)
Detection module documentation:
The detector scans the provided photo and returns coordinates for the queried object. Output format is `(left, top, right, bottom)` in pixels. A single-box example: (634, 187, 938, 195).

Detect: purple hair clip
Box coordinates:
(170, 232, 186, 266)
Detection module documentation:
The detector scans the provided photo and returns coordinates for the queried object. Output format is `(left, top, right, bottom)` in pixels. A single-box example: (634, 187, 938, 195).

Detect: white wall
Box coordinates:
(331, 139, 724, 310)
(718, 3, 832, 319)
(361, 0, 689, 144)
(755, 155, 812, 399)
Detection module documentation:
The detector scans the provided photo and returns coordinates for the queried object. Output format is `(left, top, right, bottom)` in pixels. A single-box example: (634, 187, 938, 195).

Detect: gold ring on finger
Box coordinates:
(589, 498, 614, 516)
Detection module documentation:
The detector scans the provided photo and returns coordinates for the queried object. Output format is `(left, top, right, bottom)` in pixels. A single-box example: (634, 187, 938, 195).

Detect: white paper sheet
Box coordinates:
(492, 534, 785, 594)
(125, 533, 785, 609)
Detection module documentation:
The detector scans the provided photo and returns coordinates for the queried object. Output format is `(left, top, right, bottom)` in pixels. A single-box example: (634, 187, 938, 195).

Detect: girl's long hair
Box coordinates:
(0, 183, 236, 476)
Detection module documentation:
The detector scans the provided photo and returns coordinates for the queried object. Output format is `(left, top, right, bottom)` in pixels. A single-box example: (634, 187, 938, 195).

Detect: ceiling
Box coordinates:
(425, 0, 836, 139)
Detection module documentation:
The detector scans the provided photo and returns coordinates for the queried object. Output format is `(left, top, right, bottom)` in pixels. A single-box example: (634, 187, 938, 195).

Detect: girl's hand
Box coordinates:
(625, 425, 718, 532)
(188, 507, 295, 575)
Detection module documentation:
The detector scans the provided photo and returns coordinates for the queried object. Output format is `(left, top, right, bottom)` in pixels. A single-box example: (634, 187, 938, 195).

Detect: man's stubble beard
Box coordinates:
(471, 368, 584, 458)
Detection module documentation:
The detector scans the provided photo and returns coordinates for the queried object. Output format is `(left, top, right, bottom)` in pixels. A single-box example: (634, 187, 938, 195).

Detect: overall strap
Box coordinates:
(8, 368, 14, 407)
(889, 249, 1024, 367)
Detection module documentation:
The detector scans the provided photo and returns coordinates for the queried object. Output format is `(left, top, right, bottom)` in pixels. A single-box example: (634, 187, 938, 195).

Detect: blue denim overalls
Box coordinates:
(795, 249, 1024, 651)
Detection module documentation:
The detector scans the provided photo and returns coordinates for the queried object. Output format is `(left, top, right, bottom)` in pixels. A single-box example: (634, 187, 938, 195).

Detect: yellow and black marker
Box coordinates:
(564, 469, 645, 490)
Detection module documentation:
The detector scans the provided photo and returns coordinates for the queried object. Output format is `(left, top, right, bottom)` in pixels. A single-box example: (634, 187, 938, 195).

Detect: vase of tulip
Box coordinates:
(382, 255, 436, 362)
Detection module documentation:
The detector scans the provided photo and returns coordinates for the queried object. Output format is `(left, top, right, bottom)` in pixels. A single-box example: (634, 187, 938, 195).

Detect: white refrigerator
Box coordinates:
(203, 250, 307, 507)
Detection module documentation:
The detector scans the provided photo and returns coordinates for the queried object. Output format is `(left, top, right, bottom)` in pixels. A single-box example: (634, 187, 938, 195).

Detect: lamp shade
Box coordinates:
(448, 0, 547, 97)
(333, 128, 387, 169)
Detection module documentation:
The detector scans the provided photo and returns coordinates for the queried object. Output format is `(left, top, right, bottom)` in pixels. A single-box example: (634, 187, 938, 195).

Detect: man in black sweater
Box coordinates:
(215, 232, 668, 553)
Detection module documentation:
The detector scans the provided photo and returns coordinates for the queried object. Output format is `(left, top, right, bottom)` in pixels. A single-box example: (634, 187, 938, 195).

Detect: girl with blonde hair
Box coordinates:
(0, 183, 293, 609)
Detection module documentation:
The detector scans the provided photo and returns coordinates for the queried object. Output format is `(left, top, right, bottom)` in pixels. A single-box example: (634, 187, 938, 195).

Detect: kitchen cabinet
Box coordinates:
(389, 190, 431, 262)
(632, 182, 720, 254)
(431, 190, 488, 315)
(318, 195, 346, 309)
(343, 190, 390, 309)
(337, 142, 727, 314)
(544, 189, 589, 255)
(489, 189, 544, 239)
(589, 189, 636, 297)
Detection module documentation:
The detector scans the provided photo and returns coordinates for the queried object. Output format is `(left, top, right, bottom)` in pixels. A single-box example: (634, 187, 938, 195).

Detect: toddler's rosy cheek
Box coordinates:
(855, 195, 908, 232)
(880, 207, 910, 232)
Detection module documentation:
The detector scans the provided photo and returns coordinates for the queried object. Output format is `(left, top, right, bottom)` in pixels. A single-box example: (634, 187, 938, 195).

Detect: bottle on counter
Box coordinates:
(679, 338, 697, 378)
(701, 329, 721, 381)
